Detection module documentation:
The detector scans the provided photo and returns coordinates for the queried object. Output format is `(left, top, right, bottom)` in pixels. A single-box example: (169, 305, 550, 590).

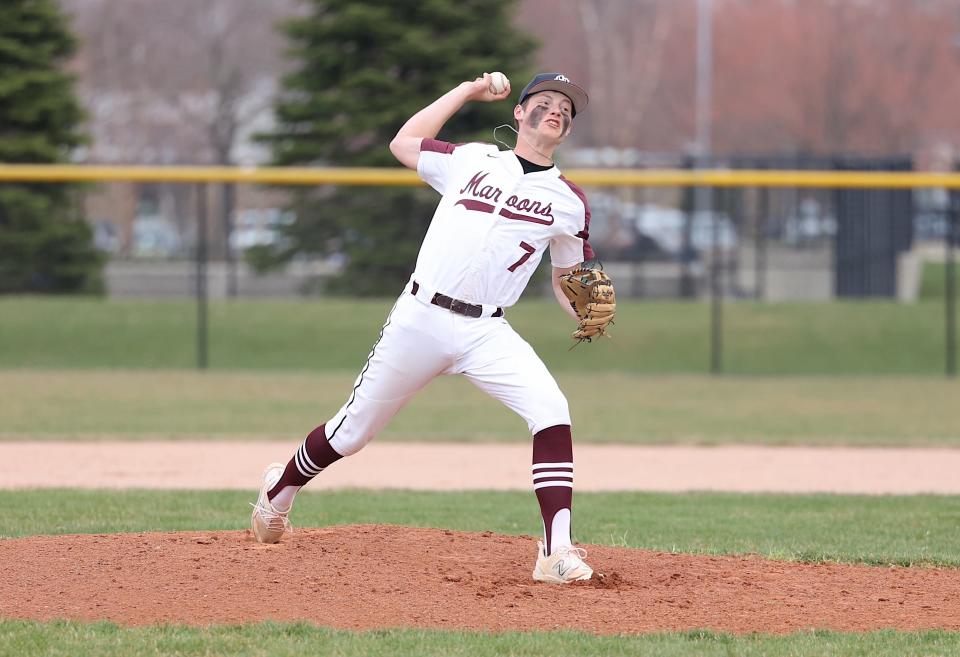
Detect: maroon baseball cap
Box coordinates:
(517, 72, 589, 117)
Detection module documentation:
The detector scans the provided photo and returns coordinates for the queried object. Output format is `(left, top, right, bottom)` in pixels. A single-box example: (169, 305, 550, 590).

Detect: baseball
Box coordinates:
(489, 71, 509, 95)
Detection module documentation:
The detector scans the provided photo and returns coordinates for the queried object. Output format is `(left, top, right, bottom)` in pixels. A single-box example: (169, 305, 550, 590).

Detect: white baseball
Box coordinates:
(489, 71, 509, 95)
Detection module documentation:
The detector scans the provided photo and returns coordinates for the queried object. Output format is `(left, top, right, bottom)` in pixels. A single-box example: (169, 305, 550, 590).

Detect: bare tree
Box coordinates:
(571, 0, 675, 252)
(127, 0, 299, 291)
(575, 0, 672, 148)
(63, 0, 300, 284)
(516, 0, 687, 153)
(710, 0, 960, 156)
(66, 0, 298, 165)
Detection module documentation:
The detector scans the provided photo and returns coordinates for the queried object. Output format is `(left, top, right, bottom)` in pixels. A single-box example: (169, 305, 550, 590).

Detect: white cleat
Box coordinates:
(532, 541, 594, 584)
(250, 462, 290, 544)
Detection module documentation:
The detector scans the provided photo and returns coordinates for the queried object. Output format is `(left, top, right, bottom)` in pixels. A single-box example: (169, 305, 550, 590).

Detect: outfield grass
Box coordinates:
(3, 295, 959, 654)
(1, 369, 957, 445)
(2, 621, 959, 657)
(0, 296, 951, 374)
(920, 261, 960, 301)
(3, 489, 959, 567)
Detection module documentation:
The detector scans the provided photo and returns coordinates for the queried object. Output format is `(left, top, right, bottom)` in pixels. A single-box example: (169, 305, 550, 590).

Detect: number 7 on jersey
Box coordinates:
(507, 241, 536, 272)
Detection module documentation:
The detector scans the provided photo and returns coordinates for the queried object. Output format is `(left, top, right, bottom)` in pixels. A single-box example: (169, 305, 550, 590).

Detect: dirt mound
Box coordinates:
(2, 524, 959, 635)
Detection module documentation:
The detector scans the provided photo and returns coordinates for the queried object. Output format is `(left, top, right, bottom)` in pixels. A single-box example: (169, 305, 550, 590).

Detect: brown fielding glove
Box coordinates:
(558, 267, 616, 343)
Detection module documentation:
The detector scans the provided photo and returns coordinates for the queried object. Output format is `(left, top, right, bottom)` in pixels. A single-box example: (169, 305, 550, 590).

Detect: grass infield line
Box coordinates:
(3, 489, 960, 567)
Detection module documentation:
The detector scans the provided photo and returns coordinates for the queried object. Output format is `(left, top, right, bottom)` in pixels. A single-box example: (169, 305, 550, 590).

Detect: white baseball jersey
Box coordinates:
(322, 139, 591, 456)
(415, 139, 594, 307)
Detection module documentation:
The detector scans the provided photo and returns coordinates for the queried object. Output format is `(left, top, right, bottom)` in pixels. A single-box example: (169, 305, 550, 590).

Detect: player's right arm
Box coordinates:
(389, 73, 511, 169)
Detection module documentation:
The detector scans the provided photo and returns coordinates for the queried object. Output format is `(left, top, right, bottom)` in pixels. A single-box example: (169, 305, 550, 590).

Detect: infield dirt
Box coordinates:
(5, 441, 960, 493)
(2, 524, 960, 635)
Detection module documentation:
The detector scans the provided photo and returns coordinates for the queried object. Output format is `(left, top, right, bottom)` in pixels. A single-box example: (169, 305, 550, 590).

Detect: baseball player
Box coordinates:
(252, 72, 605, 584)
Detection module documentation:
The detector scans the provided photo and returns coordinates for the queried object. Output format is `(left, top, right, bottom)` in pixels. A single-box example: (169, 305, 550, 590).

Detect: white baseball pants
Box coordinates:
(324, 281, 571, 456)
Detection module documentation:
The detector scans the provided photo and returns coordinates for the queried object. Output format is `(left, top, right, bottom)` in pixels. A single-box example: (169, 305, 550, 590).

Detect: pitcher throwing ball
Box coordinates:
(251, 72, 615, 584)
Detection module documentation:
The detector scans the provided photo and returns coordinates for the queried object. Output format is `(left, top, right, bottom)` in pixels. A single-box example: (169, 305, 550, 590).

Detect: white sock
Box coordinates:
(547, 508, 572, 554)
(270, 485, 300, 513)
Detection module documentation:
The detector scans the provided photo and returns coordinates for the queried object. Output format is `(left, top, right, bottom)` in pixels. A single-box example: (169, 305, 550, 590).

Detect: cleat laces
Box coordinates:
(250, 501, 292, 534)
(552, 544, 588, 561)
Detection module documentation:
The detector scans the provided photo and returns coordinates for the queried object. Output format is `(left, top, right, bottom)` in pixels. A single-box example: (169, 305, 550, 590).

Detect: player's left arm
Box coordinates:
(552, 264, 581, 322)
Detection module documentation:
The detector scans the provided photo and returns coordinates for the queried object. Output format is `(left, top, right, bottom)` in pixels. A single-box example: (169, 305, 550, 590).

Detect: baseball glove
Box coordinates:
(558, 267, 616, 343)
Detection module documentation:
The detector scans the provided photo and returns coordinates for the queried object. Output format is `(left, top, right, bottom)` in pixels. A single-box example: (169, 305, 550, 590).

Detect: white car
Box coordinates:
(132, 216, 183, 258)
(632, 204, 738, 256)
(229, 208, 294, 253)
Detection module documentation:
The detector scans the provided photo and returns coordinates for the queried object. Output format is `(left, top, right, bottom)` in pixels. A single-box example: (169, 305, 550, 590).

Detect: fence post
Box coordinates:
(756, 186, 768, 300)
(707, 185, 723, 375)
(947, 203, 957, 378)
(223, 182, 238, 298)
(196, 183, 209, 370)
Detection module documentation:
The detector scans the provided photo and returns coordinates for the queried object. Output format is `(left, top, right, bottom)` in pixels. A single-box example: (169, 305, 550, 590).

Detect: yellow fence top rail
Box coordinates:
(2, 164, 960, 188)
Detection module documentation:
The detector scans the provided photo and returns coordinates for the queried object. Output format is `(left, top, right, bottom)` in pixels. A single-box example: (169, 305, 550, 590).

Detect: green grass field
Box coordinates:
(0, 296, 952, 374)
(3, 295, 960, 654)
(920, 261, 960, 301)
(2, 369, 958, 445)
(3, 621, 958, 657)
(2, 621, 959, 657)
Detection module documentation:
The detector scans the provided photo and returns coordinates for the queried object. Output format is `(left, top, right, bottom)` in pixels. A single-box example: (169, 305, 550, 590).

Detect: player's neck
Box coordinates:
(513, 131, 556, 166)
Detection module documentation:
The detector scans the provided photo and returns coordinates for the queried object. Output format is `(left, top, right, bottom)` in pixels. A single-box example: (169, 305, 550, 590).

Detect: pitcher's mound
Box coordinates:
(2, 524, 959, 634)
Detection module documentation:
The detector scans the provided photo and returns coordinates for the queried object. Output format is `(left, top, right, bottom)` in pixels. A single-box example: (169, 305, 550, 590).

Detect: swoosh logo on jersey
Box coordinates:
(455, 199, 495, 213)
(499, 207, 555, 225)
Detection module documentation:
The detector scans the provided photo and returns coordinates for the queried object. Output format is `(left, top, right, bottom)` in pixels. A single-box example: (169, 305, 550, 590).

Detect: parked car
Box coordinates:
(590, 195, 737, 260)
(632, 204, 738, 257)
(229, 208, 295, 254)
(91, 220, 121, 254)
(776, 197, 837, 246)
(132, 216, 183, 258)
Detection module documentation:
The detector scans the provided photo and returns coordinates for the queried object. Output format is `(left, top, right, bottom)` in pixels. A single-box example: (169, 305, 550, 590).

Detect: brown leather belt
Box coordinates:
(411, 281, 503, 318)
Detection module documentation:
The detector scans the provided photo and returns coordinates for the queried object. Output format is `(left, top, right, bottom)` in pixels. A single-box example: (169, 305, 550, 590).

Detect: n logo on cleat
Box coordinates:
(555, 560, 569, 577)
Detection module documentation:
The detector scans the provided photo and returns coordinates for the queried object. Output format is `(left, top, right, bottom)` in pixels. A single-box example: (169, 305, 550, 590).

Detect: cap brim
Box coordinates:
(522, 80, 589, 116)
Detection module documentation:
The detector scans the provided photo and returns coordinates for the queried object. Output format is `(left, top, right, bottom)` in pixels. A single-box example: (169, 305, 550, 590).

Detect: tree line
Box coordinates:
(4, 0, 960, 294)
(1, 0, 535, 295)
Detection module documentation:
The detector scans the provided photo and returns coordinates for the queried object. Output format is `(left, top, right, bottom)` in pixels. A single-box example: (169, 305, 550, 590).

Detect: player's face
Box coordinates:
(517, 91, 574, 141)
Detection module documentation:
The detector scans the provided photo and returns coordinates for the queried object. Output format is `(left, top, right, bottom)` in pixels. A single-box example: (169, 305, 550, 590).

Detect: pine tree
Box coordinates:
(0, 0, 103, 293)
(257, 0, 537, 295)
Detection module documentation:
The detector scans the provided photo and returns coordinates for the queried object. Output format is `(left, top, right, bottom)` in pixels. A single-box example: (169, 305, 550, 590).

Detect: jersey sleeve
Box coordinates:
(417, 139, 458, 194)
(550, 177, 596, 268)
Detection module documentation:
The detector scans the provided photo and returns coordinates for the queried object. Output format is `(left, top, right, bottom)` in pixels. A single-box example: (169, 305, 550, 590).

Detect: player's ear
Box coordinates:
(514, 104, 524, 124)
